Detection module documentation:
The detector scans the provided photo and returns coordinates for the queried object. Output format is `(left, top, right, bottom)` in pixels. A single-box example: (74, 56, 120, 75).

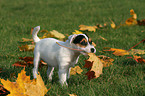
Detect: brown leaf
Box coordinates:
(137, 19, 145, 26)
(84, 53, 103, 80)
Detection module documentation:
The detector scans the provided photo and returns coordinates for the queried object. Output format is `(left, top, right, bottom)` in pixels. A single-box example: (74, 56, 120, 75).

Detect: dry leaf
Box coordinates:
(110, 19, 116, 29)
(97, 55, 114, 67)
(0, 68, 49, 96)
(69, 93, 77, 96)
(21, 38, 33, 42)
(79, 25, 97, 32)
(50, 30, 65, 40)
(0, 84, 10, 95)
(125, 9, 137, 25)
(13, 57, 47, 68)
(137, 19, 145, 26)
(70, 66, 83, 76)
(24, 73, 49, 96)
(103, 47, 130, 56)
(18, 44, 35, 51)
(72, 30, 83, 34)
(128, 55, 145, 63)
(84, 53, 103, 80)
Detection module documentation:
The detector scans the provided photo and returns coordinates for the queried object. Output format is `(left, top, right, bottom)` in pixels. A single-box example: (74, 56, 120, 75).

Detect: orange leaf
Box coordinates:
(125, 9, 137, 25)
(103, 47, 130, 56)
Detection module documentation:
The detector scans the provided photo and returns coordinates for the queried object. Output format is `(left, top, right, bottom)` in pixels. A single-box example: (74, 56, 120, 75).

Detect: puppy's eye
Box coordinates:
(80, 41, 87, 46)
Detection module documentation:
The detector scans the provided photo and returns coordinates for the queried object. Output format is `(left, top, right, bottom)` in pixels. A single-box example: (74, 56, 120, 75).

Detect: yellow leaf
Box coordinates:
(72, 30, 83, 34)
(50, 30, 65, 40)
(79, 25, 97, 32)
(125, 9, 137, 25)
(84, 53, 103, 80)
(18, 44, 35, 51)
(21, 38, 33, 42)
(70, 66, 83, 76)
(110, 19, 116, 29)
(103, 47, 130, 56)
(25, 73, 48, 96)
(69, 93, 77, 96)
(97, 55, 114, 67)
(0, 68, 49, 96)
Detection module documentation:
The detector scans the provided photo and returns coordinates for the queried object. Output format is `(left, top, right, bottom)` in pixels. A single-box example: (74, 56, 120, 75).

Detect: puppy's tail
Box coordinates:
(32, 26, 40, 43)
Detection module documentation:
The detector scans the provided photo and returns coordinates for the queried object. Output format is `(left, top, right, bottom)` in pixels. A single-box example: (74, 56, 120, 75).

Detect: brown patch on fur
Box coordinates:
(80, 38, 87, 43)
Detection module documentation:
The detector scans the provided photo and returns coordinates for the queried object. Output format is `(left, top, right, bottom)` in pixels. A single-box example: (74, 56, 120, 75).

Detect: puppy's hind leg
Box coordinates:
(33, 52, 40, 78)
(47, 66, 54, 81)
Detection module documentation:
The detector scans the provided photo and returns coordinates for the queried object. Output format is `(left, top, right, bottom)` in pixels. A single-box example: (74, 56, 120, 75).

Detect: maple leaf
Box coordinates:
(84, 53, 103, 80)
(97, 55, 114, 67)
(24, 73, 49, 96)
(70, 66, 83, 76)
(72, 30, 83, 34)
(18, 44, 35, 51)
(0, 68, 49, 96)
(79, 25, 97, 32)
(125, 9, 137, 25)
(0, 84, 10, 95)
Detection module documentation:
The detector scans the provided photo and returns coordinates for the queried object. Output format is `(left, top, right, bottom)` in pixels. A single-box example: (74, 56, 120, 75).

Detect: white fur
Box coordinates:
(32, 26, 96, 86)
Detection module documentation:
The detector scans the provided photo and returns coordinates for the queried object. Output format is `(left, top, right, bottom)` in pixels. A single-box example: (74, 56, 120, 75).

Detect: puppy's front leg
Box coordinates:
(58, 65, 69, 86)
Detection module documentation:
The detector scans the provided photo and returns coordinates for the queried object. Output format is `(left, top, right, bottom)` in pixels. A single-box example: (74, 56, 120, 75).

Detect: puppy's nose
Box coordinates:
(91, 48, 95, 53)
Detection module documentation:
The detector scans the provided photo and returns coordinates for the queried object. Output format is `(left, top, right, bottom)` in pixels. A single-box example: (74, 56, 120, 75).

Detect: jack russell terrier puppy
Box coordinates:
(32, 26, 96, 86)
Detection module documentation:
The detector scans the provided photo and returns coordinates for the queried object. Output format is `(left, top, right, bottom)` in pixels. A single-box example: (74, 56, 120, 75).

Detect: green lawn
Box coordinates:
(0, 0, 145, 95)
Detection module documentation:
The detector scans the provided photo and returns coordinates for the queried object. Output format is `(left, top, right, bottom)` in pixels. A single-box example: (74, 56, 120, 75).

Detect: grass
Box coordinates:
(0, 0, 145, 95)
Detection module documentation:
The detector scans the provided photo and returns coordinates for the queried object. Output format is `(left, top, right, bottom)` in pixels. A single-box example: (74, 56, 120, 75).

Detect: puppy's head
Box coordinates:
(68, 34, 96, 55)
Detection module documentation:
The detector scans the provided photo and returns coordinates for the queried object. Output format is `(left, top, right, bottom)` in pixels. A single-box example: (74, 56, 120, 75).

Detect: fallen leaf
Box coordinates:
(79, 25, 97, 32)
(50, 30, 65, 40)
(84, 53, 103, 80)
(103, 47, 130, 56)
(129, 49, 145, 55)
(13, 57, 47, 68)
(70, 66, 83, 76)
(110, 19, 116, 29)
(125, 9, 137, 25)
(128, 55, 145, 63)
(21, 38, 33, 42)
(18, 44, 35, 51)
(24, 73, 49, 96)
(72, 30, 83, 34)
(0, 68, 49, 96)
(97, 55, 114, 67)
(0, 84, 10, 95)
(137, 19, 145, 26)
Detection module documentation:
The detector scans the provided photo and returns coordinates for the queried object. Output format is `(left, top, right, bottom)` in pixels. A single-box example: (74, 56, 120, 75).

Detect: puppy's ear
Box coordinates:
(68, 34, 77, 44)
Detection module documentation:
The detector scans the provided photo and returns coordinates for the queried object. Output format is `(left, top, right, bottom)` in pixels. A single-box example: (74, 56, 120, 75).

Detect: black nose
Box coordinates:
(91, 48, 95, 53)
